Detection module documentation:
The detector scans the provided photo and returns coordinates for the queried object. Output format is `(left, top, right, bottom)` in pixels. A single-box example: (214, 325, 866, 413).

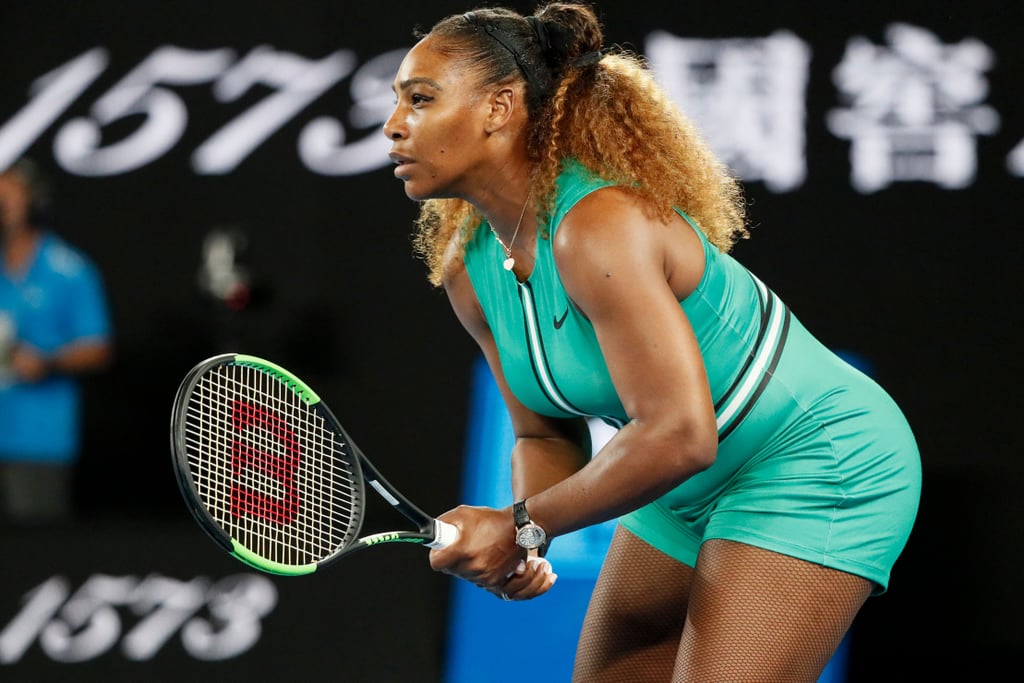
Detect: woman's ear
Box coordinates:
(483, 85, 519, 134)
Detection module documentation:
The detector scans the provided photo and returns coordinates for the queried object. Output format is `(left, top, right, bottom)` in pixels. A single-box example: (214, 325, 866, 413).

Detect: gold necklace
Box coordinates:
(492, 191, 531, 271)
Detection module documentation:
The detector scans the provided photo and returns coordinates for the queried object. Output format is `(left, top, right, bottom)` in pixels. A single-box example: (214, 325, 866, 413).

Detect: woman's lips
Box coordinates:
(389, 152, 414, 177)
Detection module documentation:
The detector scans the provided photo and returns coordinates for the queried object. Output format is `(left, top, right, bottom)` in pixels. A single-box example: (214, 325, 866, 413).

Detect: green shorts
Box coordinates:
(620, 346, 921, 594)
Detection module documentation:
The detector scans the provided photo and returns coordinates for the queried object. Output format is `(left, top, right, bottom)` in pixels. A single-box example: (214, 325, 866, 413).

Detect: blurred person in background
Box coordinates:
(0, 158, 113, 524)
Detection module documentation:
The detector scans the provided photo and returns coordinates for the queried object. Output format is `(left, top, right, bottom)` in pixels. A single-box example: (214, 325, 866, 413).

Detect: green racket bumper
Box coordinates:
(231, 539, 319, 576)
(234, 354, 322, 404)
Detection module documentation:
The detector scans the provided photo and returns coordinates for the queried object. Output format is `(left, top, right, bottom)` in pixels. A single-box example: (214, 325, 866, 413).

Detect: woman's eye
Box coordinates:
(392, 93, 432, 107)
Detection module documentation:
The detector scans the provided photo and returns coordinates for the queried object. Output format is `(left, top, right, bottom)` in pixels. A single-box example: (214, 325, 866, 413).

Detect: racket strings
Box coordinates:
(183, 363, 363, 566)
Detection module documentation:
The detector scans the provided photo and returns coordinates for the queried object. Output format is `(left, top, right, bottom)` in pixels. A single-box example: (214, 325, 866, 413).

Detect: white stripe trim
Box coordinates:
(715, 277, 784, 431)
(519, 285, 589, 417)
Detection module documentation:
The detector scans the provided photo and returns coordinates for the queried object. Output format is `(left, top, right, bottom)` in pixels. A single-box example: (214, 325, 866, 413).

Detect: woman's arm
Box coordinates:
(430, 259, 588, 593)
(444, 258, 592, 499)
(429, 188, 718, 595)
(522, 186, 719, 541)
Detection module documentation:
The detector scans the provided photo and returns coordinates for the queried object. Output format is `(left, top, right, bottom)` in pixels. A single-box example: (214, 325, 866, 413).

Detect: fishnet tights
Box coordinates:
(574, 527, 872, 682)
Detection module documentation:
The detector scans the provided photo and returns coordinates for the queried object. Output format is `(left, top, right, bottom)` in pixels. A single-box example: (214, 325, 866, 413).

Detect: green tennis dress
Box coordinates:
(463, 161, 921, 592)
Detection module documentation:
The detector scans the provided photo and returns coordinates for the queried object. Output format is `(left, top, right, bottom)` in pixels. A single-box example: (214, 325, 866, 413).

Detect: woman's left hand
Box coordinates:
(493, 553, 557, 601)
(428, 504, 557, 600)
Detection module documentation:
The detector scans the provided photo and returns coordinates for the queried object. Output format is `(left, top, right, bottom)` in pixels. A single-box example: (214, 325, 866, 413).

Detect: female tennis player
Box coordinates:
(385, 3, 922, 681)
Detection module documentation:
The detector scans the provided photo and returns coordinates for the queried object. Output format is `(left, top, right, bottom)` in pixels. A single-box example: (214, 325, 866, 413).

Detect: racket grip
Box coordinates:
(426, 519, 460, 549)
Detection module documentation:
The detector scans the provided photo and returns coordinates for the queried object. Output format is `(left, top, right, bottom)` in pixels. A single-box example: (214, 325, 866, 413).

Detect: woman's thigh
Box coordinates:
(574, 525, 694, 682)
(675, 538, 872, 683)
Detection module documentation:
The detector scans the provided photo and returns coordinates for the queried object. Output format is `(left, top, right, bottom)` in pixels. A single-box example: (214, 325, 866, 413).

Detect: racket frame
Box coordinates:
(170, 352, 454, 576)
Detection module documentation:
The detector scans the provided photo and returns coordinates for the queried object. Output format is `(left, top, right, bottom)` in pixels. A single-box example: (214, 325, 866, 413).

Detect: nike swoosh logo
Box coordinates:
(553, 306, 569, 329)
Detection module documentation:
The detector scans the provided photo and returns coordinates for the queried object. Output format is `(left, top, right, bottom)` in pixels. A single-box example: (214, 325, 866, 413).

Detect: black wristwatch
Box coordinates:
(513, 499, 547, 551)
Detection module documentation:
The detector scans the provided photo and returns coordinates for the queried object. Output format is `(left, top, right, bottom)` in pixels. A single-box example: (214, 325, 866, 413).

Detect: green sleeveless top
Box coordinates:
(464, 161, 920, 579)
(463, 160, 790, 440)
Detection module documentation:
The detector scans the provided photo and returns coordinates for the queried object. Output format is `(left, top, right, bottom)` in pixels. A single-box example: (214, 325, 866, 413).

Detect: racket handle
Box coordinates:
(426, 519, 460, 549)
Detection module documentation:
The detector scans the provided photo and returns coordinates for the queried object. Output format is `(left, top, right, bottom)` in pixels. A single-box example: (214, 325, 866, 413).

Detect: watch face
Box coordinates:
(516, 524, 546, 549)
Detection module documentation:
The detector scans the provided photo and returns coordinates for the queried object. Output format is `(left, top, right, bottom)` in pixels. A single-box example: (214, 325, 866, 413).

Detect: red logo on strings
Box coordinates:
(231, 399, 301, 525)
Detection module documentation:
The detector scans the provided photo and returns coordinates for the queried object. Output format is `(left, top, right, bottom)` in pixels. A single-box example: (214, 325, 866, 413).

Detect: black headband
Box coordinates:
(461, 12, 603, 92)
(463, 12, 538, 87)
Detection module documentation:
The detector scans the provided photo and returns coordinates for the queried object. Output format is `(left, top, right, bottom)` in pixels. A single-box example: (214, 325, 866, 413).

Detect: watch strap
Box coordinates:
(513, 499, 530, 528)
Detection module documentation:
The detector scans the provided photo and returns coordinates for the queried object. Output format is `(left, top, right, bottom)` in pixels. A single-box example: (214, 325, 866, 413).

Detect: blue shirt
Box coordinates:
(0, 232, 111, 461)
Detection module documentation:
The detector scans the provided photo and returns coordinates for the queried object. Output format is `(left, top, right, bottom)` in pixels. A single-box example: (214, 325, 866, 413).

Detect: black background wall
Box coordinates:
(1, 1, 1020, 681)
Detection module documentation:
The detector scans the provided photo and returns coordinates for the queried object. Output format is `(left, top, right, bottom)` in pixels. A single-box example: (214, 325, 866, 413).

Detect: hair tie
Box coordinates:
(526, 16, 552, 57)
(572, 50, 604, 68)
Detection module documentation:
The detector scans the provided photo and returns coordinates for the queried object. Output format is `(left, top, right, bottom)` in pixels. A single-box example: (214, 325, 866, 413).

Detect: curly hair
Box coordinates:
(411, 2, 748, 286)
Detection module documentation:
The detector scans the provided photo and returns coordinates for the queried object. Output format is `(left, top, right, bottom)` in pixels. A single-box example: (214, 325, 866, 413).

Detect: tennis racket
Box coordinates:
(170, 352, 458, 576)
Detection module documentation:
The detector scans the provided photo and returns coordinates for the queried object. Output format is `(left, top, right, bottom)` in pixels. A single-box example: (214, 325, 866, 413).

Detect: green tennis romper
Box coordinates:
(463, 160, 921, 592)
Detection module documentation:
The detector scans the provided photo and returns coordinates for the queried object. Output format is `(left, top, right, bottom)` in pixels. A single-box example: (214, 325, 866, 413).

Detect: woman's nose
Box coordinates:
(383, 110, 405, 140)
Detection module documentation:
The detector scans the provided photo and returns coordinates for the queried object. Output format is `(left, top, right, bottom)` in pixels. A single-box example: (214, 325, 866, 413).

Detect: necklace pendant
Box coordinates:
(503, 256, 515, 271)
